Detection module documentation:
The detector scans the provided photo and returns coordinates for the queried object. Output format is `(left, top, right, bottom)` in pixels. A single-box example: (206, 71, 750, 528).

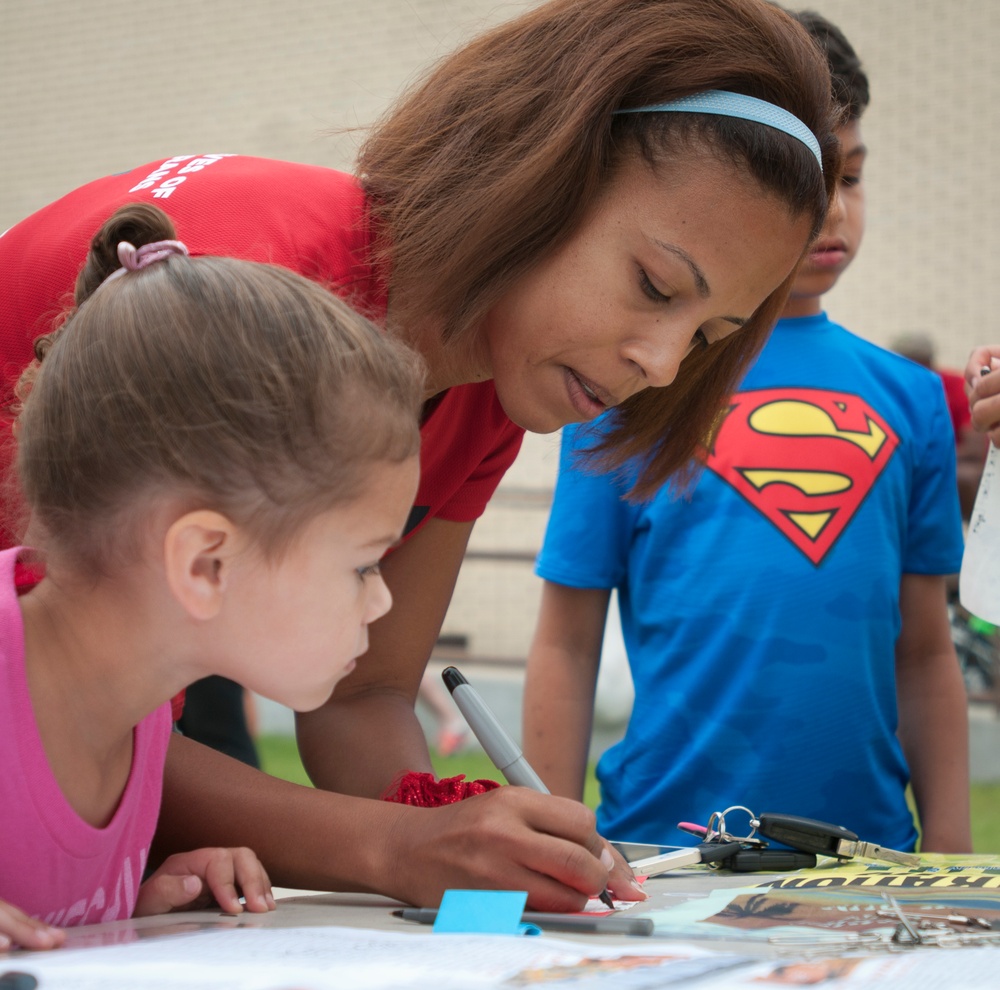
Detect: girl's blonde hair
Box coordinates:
(16, 203, 424, 573)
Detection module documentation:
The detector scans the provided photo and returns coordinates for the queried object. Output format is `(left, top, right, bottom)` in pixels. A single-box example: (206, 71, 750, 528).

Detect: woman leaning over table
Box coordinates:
(0, 0, 838, 915)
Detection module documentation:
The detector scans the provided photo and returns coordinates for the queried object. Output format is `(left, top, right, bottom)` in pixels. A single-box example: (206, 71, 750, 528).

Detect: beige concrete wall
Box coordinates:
(0, 1, 521, 225)
(3, 1, 995, 659)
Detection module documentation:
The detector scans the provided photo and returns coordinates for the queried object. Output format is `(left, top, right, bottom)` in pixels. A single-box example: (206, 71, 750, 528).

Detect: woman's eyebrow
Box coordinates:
(653, 238, 710, 297)
(652, 238, 746, 326)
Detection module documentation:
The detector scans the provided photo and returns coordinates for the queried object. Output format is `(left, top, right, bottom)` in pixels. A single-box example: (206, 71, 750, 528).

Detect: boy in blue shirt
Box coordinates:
(525, 10, 971, 853)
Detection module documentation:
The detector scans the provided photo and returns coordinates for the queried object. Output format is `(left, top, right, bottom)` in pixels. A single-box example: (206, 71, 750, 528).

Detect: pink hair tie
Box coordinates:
(100, 239, 190, 289)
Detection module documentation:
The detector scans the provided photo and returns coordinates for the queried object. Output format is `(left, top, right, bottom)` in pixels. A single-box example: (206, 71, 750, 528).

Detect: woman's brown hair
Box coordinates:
(359, 0, 840, 496)
(16, 203, 424, 573)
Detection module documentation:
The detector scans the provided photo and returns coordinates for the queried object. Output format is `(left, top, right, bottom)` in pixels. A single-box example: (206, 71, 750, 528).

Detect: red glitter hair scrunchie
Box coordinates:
(382, 770, 500, 806)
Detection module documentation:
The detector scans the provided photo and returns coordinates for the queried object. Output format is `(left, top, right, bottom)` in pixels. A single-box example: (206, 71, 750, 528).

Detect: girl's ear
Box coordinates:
(163, 510, 240, 620)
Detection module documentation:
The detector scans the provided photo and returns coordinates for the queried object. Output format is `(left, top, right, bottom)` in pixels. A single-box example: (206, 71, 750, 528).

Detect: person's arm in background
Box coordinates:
(896, 363, 971, 852)
(523, 582, 610, 799)
(965, 346, 1000, 445)
(940, 360, 988, 520)
(895, 572, 972, 852)
(523, 421, 635, 800)
(154, 732, 616, 911)
(296, 517, 473, 796)
(956, 427, 989, 522)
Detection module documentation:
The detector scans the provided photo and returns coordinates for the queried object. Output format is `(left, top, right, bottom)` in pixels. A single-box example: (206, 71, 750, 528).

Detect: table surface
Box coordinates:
(6, 865, 909, 952)
(14, 869, 781, 958)
(13, 858, 1000, 979)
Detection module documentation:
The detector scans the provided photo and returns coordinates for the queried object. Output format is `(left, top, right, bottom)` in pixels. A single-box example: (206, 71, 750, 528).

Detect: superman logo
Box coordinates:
(703, 387, 898, 564)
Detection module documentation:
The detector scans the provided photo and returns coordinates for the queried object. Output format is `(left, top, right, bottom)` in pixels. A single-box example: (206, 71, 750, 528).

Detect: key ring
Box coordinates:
(706, 805, 759, 843)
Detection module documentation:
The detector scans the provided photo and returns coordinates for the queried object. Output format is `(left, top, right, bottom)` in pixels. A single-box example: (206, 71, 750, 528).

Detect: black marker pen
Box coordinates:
(393, 907, 653, 936)
(442, 666, 617, 910)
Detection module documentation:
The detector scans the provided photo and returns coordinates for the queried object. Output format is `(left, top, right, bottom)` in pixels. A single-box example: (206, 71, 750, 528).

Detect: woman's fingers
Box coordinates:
(384, 787, 613, 912)
(602, 840, 648, 903)
(965, 348, 1000, 442)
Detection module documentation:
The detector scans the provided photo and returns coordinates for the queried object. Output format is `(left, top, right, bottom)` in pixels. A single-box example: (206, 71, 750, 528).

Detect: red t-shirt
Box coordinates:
(937, 369, 971, 442)
(1, 157, 524, 721)
(0, 155, 524, 540)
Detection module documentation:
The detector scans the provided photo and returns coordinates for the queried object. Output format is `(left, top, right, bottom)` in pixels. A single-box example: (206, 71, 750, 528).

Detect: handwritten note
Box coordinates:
(960, 442, 1000, 622)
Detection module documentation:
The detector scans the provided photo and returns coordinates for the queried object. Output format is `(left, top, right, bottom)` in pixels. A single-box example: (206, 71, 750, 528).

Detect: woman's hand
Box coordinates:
(378, 786, 645, 912)
(133, 847, 276, 918)
(601, 838, 649, 904)
(0, 898, 64, 952)
(964, 347, 1000, 444)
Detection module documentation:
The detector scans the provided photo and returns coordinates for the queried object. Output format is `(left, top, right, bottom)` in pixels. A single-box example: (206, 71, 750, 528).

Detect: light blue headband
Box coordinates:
(616, 90, 823, 171)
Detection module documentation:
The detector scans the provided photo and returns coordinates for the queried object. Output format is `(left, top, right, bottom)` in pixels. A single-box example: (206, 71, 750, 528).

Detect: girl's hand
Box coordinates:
(0, 897, 64, 952)
(133, 847, 276, 918)
(965, 347, 1000, 445)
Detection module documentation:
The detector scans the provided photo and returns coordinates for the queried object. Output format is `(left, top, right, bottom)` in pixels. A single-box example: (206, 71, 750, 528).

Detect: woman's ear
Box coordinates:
(163, 510, 240, 620)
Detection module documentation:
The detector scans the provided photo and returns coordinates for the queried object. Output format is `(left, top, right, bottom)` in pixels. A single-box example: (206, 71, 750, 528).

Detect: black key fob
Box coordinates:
(755, 812, 858, 856)
(719, 848, 817, 872)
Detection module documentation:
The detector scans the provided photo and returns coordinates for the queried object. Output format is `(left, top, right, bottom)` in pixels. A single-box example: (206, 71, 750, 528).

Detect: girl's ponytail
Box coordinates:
(74, 203, 178, 306)
(27, 204, 179, 372)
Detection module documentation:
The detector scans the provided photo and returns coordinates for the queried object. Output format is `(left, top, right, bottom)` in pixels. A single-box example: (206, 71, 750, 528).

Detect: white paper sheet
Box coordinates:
(960, 442, 1000, 622)
(15, 923, 749, 990)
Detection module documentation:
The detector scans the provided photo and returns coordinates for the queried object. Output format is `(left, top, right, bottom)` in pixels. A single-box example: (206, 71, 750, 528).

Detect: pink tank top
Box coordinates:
(0, 548, 172, 926)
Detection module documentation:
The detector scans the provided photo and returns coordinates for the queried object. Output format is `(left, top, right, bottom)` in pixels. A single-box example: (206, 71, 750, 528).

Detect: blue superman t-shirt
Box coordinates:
(536, 313, 963, 850)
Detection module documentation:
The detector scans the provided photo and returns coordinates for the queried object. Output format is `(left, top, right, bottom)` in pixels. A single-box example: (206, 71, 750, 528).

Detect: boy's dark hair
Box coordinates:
(791, 10, 870, 121)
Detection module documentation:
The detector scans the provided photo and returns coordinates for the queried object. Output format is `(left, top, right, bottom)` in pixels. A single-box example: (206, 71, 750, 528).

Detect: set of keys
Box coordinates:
(742, 810, 920, 868)
(625, 805, 920, 877)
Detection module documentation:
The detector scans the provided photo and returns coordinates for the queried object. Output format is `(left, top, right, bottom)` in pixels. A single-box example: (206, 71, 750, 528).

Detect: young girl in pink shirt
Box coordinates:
(0, 203, 423, 950)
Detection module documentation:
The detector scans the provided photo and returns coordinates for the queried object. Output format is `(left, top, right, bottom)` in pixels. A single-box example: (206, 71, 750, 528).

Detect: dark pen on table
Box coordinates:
(441, 666, 618, 911)
(393, 907, 653, 936)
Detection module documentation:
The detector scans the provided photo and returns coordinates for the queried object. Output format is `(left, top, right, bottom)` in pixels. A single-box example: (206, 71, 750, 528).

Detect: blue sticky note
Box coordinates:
(432, 889, 529, 935)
